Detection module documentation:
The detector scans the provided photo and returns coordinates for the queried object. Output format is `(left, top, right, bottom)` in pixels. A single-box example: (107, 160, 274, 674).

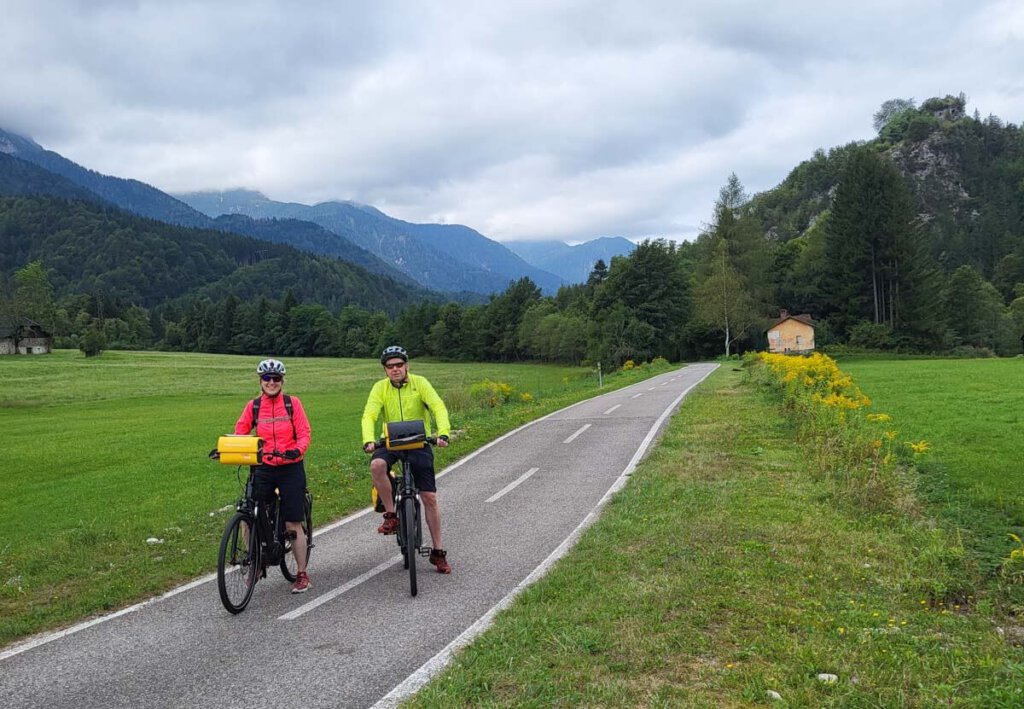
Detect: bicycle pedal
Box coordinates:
(417, 547, 432, 557)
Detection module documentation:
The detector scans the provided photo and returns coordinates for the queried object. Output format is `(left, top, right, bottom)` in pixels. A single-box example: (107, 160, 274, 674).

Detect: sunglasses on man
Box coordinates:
(383, 362, 405, 370)
(261, 374, 283, 382)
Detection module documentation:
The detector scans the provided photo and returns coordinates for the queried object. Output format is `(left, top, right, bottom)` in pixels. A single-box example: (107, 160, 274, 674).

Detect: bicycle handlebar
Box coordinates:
(368, 436, 440, 451)
(207, 447, 300, 461)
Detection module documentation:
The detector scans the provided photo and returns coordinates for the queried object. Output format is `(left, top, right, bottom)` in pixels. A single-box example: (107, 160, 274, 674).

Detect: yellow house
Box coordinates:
(766, 310, 815, 354)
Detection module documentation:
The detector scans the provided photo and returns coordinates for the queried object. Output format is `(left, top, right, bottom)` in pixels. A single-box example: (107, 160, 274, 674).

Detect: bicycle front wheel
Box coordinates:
(218, 512, 260, 614)
(280, 492, 314, 582)
(402, 496, 417, 597)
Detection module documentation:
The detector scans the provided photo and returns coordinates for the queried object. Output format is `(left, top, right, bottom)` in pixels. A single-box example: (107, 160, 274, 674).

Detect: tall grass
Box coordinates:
(745, 352, 925, 514)
(839, 357, 1024, 608)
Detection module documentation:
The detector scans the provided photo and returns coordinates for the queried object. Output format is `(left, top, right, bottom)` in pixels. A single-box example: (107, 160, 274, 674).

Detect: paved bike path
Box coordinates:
(1, 364, 717, 709)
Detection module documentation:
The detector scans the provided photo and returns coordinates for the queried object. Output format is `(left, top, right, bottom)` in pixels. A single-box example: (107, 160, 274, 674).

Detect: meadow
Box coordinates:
(0, 349, 671, 646)
(841, 357, 1024, 573)
(411, 364, 1024, 707)
(7, 351, 1024, 705)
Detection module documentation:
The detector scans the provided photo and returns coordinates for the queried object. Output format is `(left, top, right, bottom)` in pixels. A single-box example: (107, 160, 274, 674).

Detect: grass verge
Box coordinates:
(409, 367, 1023, 707)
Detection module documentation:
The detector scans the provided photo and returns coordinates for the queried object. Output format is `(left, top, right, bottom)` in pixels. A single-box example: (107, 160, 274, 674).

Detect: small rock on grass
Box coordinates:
(817, 673, 839, 683)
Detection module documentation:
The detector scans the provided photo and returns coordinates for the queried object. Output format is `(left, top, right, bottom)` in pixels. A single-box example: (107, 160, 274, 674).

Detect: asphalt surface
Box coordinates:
(1, 363, 717, 709)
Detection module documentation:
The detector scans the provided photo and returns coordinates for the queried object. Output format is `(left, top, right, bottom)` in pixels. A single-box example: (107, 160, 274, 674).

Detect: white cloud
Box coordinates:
(1, 1, 1022, 242)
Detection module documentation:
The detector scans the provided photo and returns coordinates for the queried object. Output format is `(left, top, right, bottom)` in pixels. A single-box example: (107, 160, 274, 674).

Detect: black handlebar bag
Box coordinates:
(384, 420, 426, 451)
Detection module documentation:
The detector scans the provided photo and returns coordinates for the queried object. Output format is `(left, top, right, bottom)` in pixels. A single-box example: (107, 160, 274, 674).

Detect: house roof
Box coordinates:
(0, 318, 52, 338)
(765, 313, 814, 331)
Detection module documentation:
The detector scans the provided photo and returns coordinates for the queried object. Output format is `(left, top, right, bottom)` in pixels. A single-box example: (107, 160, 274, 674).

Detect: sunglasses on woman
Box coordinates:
(261, 374, 283, 382)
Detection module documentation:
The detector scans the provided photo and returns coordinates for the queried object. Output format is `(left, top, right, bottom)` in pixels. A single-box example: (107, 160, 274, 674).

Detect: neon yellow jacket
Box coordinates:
(361, 373, 451, 445)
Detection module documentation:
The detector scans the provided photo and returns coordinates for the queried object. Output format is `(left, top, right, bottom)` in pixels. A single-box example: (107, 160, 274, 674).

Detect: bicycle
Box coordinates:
(210, 445, 314, 614)
(372, 422, 437, 597)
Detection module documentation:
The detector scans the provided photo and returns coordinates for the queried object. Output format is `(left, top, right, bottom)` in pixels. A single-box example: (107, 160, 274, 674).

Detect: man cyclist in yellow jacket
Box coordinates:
(362, 345, 453, 574)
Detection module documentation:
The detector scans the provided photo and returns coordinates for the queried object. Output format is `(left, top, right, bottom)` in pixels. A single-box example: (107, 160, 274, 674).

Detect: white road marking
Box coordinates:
(562, 423, 591, 443)
(603, 404, 621, 414)
(0, 385, 612, 663)
(0, 573, 217, 661)
(279, 556, 401, 620)
(631, 393, 644, 399)
(486, 468, 540, 503)
(0, 366, 713, 670)
(372, 364, 720, 709)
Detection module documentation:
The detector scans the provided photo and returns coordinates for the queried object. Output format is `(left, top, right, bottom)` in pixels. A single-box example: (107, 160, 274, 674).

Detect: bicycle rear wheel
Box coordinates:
(280, 492, 314, 582)
(218, 512, 260, 614)
(402, 496, 417, 596)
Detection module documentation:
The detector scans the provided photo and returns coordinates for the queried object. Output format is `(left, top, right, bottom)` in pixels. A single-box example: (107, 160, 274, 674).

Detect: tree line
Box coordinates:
(5, 94, 1024, 362)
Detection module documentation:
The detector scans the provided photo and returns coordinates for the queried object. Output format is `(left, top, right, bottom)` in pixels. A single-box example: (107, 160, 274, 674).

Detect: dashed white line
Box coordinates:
(631, 393, 644, 399)
(563, 423, 591, 444)
(278, 556, 401, 620)
(486, 468, 541, 503)
(603, 404, 621, 415)
(372, 363, 720, 709)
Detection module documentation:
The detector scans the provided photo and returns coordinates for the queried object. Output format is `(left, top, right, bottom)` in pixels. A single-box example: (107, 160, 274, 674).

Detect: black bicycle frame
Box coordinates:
(242, 472, 284, 566)
(396, 459, 420, 546)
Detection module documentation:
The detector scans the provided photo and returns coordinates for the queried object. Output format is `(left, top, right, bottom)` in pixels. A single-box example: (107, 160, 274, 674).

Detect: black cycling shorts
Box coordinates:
(252, 460, 307, 522)
(371, 446, 436, 493)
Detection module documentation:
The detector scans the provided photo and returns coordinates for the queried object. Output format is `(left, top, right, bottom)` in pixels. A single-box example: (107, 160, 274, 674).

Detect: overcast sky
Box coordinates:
(2, 1, 1023, 243)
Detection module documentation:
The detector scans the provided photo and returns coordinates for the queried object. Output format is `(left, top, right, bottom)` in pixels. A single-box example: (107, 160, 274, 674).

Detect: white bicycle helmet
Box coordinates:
(256, 358, 286, 376)
(380, 345, 408, 364)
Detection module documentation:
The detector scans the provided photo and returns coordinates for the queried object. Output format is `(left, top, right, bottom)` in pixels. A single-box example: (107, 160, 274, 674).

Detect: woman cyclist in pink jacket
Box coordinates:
(234, 358, 312, 593)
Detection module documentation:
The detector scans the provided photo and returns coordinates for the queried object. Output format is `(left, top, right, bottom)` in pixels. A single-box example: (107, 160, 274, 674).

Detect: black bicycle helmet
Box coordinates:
(256, 358, 286, 375)
(380, 345, 408, 364)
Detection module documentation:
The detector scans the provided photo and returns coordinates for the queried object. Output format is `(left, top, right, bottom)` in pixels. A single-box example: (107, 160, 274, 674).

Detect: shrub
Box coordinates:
(747, 351, 922, 513)
(848, 321, 893, 349)
(622, 359, 635, 370)
(468, 379, 514, 408)
(948, 345, 996, 358)
(80, 327, 106, 358)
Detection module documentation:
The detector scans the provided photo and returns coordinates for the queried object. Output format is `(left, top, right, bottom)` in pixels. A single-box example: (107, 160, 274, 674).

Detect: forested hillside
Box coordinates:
(4, 93, 1024, 363)
(750, 94, 1024, 353)
(0, 196, 435, 354)
(0, 128, 210, 227)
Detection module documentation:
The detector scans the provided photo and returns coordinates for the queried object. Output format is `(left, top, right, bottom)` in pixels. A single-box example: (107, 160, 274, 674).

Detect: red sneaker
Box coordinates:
(378, 512, 399, 535)
(291, 571, 310, 594)
(429, 549, 451, 574)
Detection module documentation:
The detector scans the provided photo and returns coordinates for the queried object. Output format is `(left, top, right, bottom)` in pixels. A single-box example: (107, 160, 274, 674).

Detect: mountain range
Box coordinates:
(1, 128, 607, 297)
(175, 189, 569, 294)
(503, 237, 636, 283)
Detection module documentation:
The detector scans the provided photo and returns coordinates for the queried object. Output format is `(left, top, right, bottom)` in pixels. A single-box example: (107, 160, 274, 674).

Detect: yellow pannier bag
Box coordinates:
(384, 420, 426, 451)
(217, 435, 263, 465)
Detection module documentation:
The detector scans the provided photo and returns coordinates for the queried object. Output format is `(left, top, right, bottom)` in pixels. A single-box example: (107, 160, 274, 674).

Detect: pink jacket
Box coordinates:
(234, 393, 311, 466)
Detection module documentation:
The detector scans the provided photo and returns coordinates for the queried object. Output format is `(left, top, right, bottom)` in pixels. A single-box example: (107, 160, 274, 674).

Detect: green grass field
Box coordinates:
(8, 352, 1024, 704)
(0, 349, 670, 646)
(410, 366, 1024, 707)
(841, 358, 1024, 573)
